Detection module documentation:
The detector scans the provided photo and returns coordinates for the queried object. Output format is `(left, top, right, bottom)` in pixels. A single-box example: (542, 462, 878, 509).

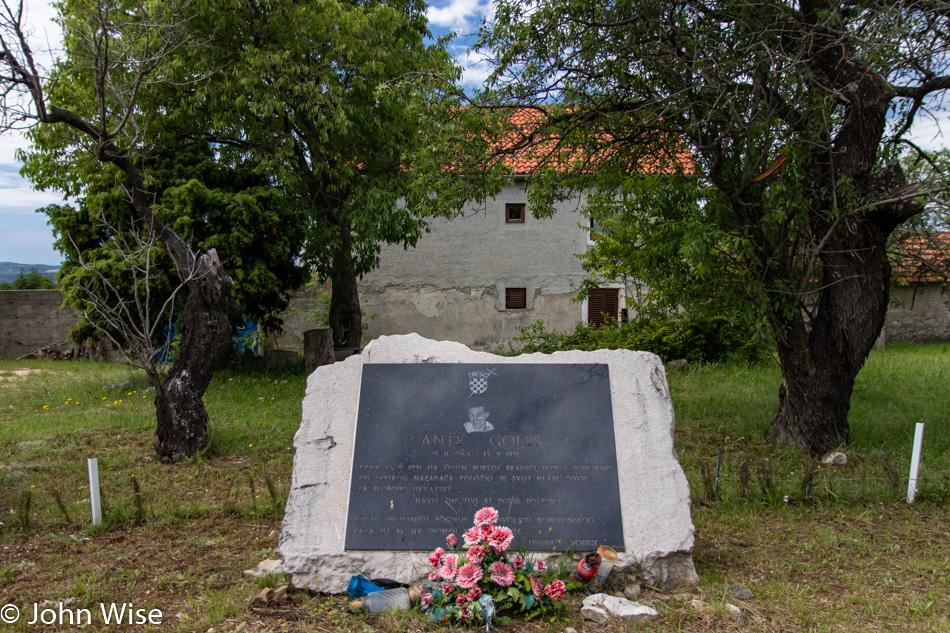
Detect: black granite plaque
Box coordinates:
(345, 364, 624, 551)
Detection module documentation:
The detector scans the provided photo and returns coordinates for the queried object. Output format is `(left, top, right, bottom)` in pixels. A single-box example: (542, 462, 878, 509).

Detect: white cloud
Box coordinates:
(426, 1, 497, 90)
(0, 188, 65, 213)
(906, 109, 950, 152)
(455, 48, 494, 89)
(0, 133, 31, 167)
(427, 0, 491, 34)
(23, 0, 63, 60)
(0, 164, 65, 215)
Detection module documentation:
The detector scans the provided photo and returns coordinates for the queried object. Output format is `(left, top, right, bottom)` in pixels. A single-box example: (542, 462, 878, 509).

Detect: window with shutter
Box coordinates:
(587, 288, 619, 327)
(506, 288, 527, 309)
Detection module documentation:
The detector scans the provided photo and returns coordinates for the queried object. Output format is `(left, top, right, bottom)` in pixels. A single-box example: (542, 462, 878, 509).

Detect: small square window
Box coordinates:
(506, 203, 526, 223)
(587, 217, 602, 244)
(506, 288, 527, 309)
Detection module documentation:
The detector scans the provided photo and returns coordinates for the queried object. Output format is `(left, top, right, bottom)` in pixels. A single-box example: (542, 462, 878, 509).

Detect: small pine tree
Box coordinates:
(12, 268, 55, 290)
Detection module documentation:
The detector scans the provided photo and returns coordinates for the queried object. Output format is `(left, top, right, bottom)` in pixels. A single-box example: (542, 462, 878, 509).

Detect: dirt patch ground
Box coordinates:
(0, 370, 44, 381)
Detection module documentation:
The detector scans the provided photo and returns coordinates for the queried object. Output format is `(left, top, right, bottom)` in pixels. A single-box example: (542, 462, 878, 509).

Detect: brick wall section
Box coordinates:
(0, 290, 80, 358)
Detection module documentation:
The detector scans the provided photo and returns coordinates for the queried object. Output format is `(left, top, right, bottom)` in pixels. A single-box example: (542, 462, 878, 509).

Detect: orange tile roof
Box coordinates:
(485, 107, 694, 176)
(891, 232, 950, 283)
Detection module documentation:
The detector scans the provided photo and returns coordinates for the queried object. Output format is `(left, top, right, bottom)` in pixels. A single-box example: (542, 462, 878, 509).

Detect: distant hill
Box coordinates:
(0, 262, 60, 285)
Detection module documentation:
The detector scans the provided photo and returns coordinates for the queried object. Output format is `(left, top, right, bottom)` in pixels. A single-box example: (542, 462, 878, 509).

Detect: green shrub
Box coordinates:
(1, 267, 56, 290)
(513, 316, 767, 363)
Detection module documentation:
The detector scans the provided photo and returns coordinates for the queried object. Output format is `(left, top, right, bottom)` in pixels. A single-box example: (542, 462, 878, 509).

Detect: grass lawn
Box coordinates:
(0, 343, 947, 632)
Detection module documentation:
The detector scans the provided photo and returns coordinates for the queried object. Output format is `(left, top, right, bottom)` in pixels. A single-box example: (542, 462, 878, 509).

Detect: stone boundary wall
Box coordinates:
(269, 289, 322, 352)
(0, 290, 80, 359)
(887, 283, 950, 342)
(0, 290, 121, 360)
(4, 283, 946, 362)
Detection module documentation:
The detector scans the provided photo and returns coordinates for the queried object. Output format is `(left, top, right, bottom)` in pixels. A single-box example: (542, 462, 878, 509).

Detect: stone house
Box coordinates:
(356, 108, 658, 351)
(358, 181, 621, 351)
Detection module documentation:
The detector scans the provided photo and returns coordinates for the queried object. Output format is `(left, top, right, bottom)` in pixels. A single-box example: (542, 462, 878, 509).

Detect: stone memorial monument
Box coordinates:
(279, 334, 698, 593)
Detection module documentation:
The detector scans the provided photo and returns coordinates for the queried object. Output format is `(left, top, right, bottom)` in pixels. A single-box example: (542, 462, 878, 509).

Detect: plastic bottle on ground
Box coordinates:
(360, 587, 419, 614)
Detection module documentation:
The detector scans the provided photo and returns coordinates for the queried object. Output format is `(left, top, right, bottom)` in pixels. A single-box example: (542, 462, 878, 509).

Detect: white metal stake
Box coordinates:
(907, 423, 925, 504)
(87, 458, 102, 525)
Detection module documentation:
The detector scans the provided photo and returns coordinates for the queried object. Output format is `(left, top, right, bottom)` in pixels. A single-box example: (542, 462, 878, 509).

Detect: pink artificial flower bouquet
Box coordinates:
(420, 507, 568, 624)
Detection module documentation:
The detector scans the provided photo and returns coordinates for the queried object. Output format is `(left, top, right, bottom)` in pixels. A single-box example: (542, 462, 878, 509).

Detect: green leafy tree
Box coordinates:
(577, 175, 739, 319)
(196, 0, 456, 347)
(416, 0, 950, 452)
(1, 0, 245, 460)
(4, 268, 57, 290)
(39, 142, 307, 345)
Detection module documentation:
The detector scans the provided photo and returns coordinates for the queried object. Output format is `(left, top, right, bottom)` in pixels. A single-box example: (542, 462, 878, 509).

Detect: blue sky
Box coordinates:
(2, 0, 948, 265)
(0, 0, 66, 265)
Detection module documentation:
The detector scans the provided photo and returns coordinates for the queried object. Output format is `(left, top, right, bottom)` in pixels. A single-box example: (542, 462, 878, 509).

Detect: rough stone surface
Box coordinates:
(822, 452, 848, 467)
(243, 559, 284, 578)
(279, 334, 699, 593)
(0, 290, 76, 359)
(727, 583, 755, 600)
(582, 593, 659, 622)
(726, 603, 743, 619)
(624, 584, 642, 600)
(887, 284, 950, 342)
(689, 599, 709, 613)
(581, 603, 610, 626)
(268, 289, 323, 352)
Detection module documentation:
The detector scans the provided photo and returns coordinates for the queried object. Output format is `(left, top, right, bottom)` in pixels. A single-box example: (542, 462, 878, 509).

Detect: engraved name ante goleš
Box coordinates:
(420, 434, 543, 447)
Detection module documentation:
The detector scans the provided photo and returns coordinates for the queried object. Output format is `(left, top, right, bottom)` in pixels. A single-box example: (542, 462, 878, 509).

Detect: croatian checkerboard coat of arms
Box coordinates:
(468, 367, 496, 396)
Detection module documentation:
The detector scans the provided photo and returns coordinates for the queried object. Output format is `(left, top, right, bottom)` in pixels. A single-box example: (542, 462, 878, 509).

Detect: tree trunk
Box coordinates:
(328, 221, 363, 348)
(304, 328, 335, 373)
(154, 250, 242, 461)
(768, 218, 892, 453)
